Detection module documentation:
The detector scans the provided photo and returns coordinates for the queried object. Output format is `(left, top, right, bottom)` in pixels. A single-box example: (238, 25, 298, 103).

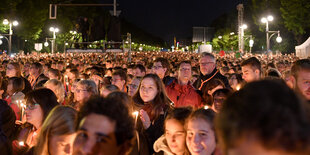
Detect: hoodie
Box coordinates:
(153, 135, 174, 155)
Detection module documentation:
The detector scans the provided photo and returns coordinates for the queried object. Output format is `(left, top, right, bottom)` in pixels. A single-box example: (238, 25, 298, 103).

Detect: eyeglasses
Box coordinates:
(179, 68, 191, 71)
(111, 78, 122, 82)
(26, 104, 39, 110)
(128, 84, 138, 89)
(153, 66, 163, 70)
(75, 89, 89, 93)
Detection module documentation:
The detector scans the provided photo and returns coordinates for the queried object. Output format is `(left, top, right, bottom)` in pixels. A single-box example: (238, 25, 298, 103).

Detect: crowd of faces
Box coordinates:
(0, 51, 307, 155)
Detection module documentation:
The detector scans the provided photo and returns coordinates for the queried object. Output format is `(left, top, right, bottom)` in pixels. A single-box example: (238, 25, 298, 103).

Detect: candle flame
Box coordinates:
(236, 84, 241, 91)
(132, 111, 139, 117)
(204, 106, 209, 109)
(19, 141, 24, 146)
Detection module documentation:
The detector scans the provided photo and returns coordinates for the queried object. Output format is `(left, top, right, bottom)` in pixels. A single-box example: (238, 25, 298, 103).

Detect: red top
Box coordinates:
(5, 96, 21, 120)
(166, 80, 203, 109)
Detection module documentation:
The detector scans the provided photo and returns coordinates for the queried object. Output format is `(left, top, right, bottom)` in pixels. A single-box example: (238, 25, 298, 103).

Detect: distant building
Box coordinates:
(192, 27, 215, 43)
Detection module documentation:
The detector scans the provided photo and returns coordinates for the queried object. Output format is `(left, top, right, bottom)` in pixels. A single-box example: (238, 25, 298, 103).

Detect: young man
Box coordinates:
(73, 96, 135, 155)
(290, 59, 310, 101)
(241, 57, 261, 83)
(216, 80, 310, 155)
(133, 64, 146, 77)
(166, 61, 202, 108)
(111, 69, 127, 92)
(29, 62, 49, 89)
(194, 52, 229, 91)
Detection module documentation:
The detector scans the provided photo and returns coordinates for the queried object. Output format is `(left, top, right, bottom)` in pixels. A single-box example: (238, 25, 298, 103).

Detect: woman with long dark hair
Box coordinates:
(14, 88, 58, 153)
(132, 74, 173, 153)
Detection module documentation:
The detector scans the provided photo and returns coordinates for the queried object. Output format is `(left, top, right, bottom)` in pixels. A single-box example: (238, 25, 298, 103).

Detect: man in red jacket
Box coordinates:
(166, 61, 203, 108)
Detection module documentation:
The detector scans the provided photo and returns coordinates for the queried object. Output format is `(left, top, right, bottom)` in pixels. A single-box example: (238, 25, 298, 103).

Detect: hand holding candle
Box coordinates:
(132, 111, 139, 127)
(236, 84, 241, 91)
(18, 141, 25, 146)
(139, 109, 151, 129)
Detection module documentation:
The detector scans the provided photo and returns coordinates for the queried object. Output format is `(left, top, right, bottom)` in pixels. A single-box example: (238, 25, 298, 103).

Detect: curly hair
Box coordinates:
(77, 96, 135, 146)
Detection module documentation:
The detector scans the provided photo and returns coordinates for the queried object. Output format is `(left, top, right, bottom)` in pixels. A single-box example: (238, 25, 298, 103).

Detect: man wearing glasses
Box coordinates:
(194, 52, 229, 91)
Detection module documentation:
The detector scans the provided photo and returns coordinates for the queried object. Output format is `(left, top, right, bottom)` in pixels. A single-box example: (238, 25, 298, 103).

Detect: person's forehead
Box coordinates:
(154, 62, 162, 66)
(80, 113, 116, 135)
(297, 69, 310, 80)
(77, 84, 87, 88)
(180, 63, 191, 68)
(112, 75, 121, 79)
(187, 118, 212, 131)
(200, 56, 213, 62)
(141, 78, 156, 85)
(241, 65, 253, 71)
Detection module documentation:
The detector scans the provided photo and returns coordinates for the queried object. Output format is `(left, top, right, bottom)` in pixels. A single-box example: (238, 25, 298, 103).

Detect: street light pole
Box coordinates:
(49, 27, 59, 54)
(3, 19, 18, 55)
(9, 23, 12, 55)
(265, 20, 269, 51)
(261, 15, 281, 52)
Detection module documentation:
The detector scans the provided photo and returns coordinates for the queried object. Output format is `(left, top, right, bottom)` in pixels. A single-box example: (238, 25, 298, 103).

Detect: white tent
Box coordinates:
(296, 37, 310, 58)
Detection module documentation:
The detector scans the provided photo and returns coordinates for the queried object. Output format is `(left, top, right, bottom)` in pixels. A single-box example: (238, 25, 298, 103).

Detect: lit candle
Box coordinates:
(236, 84, 241, 91)
(20, 100, 26, 121)
(64, 75, 68, 83)
(132, 111, 139, 127)
(204, 105, 209, 109)
(18, 141, 25, 146)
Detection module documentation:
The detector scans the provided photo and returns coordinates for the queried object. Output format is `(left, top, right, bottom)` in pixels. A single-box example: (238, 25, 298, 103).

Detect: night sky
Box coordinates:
(116, 0, 244, 43)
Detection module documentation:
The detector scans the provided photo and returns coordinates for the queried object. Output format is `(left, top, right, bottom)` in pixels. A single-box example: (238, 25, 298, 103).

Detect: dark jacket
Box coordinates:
(31, 74, 48, 89)
(21, 77, 32, 95)
(132, 102, 170, 155)
(162, 76, 176, 86)
(194, 68, 230, 91)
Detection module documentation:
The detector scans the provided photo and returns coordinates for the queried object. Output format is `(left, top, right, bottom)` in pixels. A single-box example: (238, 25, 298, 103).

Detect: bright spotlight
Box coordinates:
(267, 15, 274, 21)
(276, 36, 282, 43)
(12, 21, 18, 26)
(49, 27, 55, 32)
(3, 19, 9, 25)
(261, 17, 267, 23)
(44, 41, 49, 47)
(242, 24, 248, 29)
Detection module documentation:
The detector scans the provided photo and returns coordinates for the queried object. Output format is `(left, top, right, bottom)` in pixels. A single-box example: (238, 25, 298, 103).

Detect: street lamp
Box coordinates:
(249, 36, 254, 53)
(261, 15, 281, 51)
(49, 26, 59, 54)
(44, 41, 49, 47)
(2, 19, 18, 55)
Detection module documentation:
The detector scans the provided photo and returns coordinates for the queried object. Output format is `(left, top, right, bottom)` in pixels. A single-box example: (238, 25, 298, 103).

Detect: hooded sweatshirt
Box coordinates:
(153, 135, 174, 155)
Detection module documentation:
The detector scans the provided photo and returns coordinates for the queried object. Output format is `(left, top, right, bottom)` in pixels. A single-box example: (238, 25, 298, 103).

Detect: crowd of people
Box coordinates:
(0, 50, 309, 155)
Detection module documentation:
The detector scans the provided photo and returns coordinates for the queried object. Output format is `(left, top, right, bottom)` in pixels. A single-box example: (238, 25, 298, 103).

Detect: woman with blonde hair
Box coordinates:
(44, 79, 66, 105)
(73, 80, 98, 110)
(34, 106, 77, 155)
